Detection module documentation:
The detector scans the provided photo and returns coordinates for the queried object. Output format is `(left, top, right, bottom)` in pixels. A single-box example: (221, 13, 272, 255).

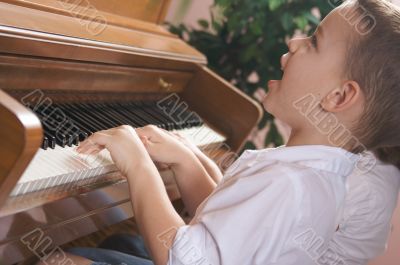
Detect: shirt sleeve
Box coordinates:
(167, 164, 302, 265)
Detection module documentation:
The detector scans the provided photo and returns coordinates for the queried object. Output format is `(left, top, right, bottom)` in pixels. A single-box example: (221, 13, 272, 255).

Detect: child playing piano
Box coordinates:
(51, 0, 400, 264)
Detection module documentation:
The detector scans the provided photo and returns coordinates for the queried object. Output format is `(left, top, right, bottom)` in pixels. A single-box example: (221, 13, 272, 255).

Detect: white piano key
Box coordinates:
(10, 125, 226, 196)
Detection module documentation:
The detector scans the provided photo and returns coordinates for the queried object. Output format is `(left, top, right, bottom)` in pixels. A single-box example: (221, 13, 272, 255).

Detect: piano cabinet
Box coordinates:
(0, 1, 263, 264)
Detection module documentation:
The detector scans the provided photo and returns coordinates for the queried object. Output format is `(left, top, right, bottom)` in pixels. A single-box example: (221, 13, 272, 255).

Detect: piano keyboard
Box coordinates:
(32, 100, 206, 149)
(11, 100, 226, 196)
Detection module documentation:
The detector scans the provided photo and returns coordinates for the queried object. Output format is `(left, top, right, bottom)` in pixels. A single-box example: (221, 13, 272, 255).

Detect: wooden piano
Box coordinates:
(0, 1, 262, 264)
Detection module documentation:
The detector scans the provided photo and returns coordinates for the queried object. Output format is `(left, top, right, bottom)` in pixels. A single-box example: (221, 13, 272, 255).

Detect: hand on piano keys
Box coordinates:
(11, 101, 226, 197)
(76, 125, 193, 177)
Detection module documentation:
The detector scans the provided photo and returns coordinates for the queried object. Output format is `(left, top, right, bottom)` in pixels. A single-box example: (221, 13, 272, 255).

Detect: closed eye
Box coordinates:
(310, 34, 318, 49)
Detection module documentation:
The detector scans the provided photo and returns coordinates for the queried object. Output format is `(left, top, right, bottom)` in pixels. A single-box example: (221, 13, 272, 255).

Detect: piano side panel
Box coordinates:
(182, 65, 263, 152)
(0, 90, 42, 209)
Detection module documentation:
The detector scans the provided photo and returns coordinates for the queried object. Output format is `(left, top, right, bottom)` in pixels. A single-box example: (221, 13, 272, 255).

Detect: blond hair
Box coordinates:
(345, 0, 400, 169)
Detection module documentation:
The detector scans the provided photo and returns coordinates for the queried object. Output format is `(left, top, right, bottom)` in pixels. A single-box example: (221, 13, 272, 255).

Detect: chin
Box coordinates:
(262, 93, 274, 111)
(262, 98, 276, 116)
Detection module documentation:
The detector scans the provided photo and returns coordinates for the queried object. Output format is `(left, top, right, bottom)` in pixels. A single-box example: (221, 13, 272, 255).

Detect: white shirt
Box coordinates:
(326, 154, 400, 265)
(168, 145, 359, 265)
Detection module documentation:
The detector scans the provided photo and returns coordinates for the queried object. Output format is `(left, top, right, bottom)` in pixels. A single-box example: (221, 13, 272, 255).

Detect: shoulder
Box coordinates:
(344, 159, 400, 227)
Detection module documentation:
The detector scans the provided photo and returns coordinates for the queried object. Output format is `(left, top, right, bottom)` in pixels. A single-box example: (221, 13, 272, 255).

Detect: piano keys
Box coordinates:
(0, 0, 263, 264)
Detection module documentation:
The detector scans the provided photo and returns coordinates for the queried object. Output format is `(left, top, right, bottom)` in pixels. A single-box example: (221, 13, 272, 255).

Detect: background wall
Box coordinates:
(166, 0, 213, 27)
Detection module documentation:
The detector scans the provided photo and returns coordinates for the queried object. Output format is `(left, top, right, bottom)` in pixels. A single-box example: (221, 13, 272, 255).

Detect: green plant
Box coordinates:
(168, 0, 337, 150)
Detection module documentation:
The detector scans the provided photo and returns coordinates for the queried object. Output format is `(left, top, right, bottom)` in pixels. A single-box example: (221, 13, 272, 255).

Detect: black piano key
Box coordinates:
(79, 103, 119, 129)
(141, 101, 179, 130)
(88, 102, 126, 127)
(32, 100, 203, 147)
(110, 102, 150, 127)
(96, 102, 140, 128)
(44, 132, 56, 149)
(153, 100, 190, 129)
(41, 136, 48, 150)
(58, 104, 95, 136)
(170, 104, 196, 128)
(64, 103, 106, 132)
(65, 134, 74, 147)
(65, 103, 102, 131)
(120, 102, 159, 125)
(51, 130, 66, 147)
(72, 133, 81, 145)
(134, 101, 172, 129)
(125, 102, 167, 128)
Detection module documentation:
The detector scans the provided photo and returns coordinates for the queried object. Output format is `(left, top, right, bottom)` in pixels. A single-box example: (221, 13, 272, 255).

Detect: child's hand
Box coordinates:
(76, 125, 150, 176)
(169, 131, 203, 157)
(136, 125, 193, 166)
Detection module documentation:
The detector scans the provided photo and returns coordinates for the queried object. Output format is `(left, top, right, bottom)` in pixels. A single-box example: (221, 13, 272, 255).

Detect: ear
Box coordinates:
(320, 81, 362, 112)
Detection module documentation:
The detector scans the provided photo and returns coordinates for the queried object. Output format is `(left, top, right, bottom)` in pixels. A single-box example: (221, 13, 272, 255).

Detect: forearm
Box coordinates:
(193, 150, 224, 184)
(127, 159, 185, 265)
(171, 152, 217, 216)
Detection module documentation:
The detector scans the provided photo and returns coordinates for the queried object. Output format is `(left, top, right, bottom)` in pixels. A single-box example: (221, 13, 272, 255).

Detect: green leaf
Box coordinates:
(268, 0, 284, 11)
(293, 16, 308, 30)
(280, 12, 293, 31)
(243, 141, 256, 151)
(249, 22, 262, 35)
(258, 112, 271, 129)
(198, 19, 210, 29)
(240, 44, 258, 63)
(212, 21, 222, 32)
(304, 12, 321, 25)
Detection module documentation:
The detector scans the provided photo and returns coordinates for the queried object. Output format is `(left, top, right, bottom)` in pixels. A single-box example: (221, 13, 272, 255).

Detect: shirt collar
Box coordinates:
(249, 145, 360, 177)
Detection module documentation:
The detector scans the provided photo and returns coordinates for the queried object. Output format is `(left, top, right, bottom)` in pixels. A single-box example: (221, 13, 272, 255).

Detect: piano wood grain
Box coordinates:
(0, 1, 263, 264)
(0, 90, 42, 210)
(0, 2, 205, 64)
(3, 0, 172, 25)
(0, 181, 133, 264)
(0, 168, 180, 264)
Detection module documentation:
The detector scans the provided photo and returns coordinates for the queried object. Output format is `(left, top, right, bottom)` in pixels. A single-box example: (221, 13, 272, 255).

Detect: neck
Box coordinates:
(286, 127, 336, 148)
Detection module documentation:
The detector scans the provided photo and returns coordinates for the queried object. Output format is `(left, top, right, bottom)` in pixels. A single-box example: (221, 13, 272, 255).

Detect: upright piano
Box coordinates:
(0, 1, 262, 264)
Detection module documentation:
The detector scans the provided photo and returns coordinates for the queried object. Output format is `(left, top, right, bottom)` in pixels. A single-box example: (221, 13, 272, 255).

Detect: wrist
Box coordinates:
(170, 150, 200, 173)
(126, 152, 155, 176)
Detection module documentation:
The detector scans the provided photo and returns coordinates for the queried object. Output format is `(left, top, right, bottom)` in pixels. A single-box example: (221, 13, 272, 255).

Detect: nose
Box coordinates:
(288, 37, 306, 53)
(280, 37, 307, 71)
(280, 53, 289, 71)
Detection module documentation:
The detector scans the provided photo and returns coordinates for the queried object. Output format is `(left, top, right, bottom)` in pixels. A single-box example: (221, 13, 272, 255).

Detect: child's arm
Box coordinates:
(137, 126, 217, 216)
(77, 125, 186, 265)
(170, 131, 224, 185)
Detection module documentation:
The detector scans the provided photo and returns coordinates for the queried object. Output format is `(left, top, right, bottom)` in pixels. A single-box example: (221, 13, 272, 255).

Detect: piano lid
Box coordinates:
(0, 0, 207, 64)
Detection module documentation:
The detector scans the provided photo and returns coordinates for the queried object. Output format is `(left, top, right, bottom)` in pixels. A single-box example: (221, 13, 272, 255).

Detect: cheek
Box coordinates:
(282, 57, 340, 101)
